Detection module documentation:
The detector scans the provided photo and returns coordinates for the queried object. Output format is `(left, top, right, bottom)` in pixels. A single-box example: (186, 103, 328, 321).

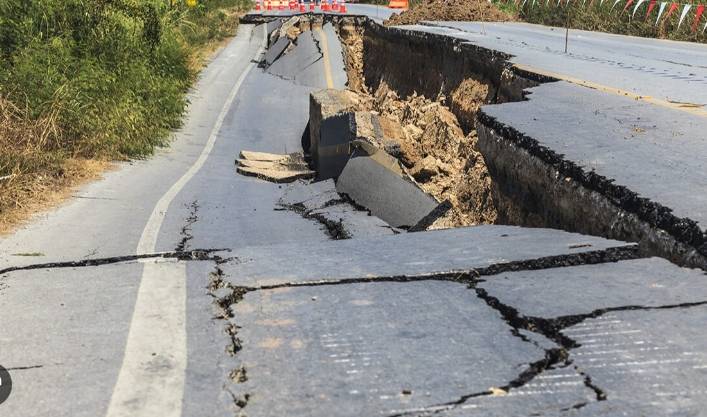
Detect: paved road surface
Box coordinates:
(407, 21, 707, 108)
(1, 11, 707, 417)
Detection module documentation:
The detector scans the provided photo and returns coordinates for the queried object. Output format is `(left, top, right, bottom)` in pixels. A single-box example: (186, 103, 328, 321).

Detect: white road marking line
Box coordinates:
(105, 25, 267, 417)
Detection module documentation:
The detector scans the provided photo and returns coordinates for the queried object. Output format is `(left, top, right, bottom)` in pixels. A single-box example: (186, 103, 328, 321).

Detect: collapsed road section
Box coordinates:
(204, 11, 707, 417)
(244, 12, 707, 269)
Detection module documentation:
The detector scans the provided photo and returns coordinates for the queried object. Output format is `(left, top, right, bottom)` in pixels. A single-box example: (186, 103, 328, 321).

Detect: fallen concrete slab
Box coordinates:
(228, 281, 593, 417)
(268, 31, 324, 87)
(335, 148, 440, 228)
(221, 225, 637, 288)
(317, 112, 355, 180)
(477, 81, 707, 269)
(236, 151, 315, 183)
(263, 36, 290, 67)
(308, 89, 361, 168)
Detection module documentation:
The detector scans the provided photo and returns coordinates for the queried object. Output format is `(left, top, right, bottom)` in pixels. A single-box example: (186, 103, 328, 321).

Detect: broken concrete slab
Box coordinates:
(478, 257, 707, 319)
(335, 148, 440, 228)
(477, 81, 707, 269)
(319, 22, 348, 89)
(236, 151, 315, 183)
(265, 19, 283, 43)
(228, 281, 591, 417)
(317, 112, 356, 180)
(221, 225, 637, 288)
(268, 31, 323, 87)
(315, 111, 406, 181)
(263, 36, 290, 67)
(308, 89, 361, 166)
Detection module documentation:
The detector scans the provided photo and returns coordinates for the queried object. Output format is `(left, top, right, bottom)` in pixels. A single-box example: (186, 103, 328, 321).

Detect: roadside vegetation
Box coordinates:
(0, 0, 251, 231)
(373, 0, 705, 43)
(505, 1, 707, 43)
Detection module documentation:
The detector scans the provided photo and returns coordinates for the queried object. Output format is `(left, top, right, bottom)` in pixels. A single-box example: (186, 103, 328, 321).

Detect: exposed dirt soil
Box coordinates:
(358, 83, 497, 228)
(338, 24, 367, 94)
(336, 21, 498, 228)
(385, 0, 516, 26)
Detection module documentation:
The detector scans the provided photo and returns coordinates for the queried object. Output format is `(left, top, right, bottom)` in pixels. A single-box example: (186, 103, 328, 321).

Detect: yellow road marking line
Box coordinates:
(316, 27, 335, 89)
(514, 63, 707, 118)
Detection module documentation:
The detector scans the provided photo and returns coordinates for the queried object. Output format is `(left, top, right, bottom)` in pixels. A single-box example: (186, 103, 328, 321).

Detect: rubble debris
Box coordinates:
(236, 151, 314, 183)
(384, 0, 515, 26)
(350, 82, 498, 228)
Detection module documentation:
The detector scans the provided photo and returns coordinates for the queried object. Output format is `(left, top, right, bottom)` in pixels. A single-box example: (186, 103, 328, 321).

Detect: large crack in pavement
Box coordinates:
(0, 249, 229, 277)
(277, 200, 352, 240)
(176, 200, 199, 252)
(212, 244, 640, 416)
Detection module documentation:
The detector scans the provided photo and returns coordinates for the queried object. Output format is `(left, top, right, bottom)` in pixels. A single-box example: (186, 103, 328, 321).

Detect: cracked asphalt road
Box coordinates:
(2, 9, 707, 417)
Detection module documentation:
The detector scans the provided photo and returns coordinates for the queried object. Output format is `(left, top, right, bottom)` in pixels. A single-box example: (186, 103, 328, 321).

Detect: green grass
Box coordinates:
(0, 0, 251, 229)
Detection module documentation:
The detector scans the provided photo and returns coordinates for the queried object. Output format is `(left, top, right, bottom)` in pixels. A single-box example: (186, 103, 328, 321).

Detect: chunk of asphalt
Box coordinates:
(335, 150, 440, 229)
(309, 89, 360, 172)
(317, 112, 355, 180)
(263, 36, 289, 67)
(318, 22, 347, 89)
(228, 281, 594, 417)
(220, 225, 637, 288)
(477, 257, 707, 319)
(265, 20, 283, 44)
(268, 31, 330, 88)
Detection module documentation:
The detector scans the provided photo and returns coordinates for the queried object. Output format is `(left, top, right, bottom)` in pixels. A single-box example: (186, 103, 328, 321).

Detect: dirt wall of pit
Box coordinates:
(359, 20, 538, 132)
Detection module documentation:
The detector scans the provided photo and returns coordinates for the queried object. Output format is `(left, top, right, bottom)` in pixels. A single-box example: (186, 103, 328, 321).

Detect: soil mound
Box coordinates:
(385, 0, 515, 26)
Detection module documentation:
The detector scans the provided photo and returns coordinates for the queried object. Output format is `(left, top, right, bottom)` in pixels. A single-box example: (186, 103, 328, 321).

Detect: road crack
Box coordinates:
(176, 200, 199, 252)
(0, 249, 229, 277)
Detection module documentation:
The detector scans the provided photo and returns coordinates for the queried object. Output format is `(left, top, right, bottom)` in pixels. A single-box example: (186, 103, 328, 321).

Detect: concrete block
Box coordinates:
(336, 147, 440, 228)
(308, 89, 360, 170)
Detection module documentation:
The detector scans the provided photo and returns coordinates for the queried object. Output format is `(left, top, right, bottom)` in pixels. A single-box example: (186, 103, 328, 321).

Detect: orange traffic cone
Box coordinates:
(388, 0, 408, 8)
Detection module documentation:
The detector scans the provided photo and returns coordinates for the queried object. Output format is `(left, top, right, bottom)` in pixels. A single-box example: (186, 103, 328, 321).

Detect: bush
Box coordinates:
(0, 0, 251, 227)
(0, 0, 252, 160)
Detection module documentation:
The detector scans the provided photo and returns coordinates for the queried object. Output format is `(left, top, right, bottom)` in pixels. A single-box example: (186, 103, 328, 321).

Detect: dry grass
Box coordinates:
(0, 97, 112, 233)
